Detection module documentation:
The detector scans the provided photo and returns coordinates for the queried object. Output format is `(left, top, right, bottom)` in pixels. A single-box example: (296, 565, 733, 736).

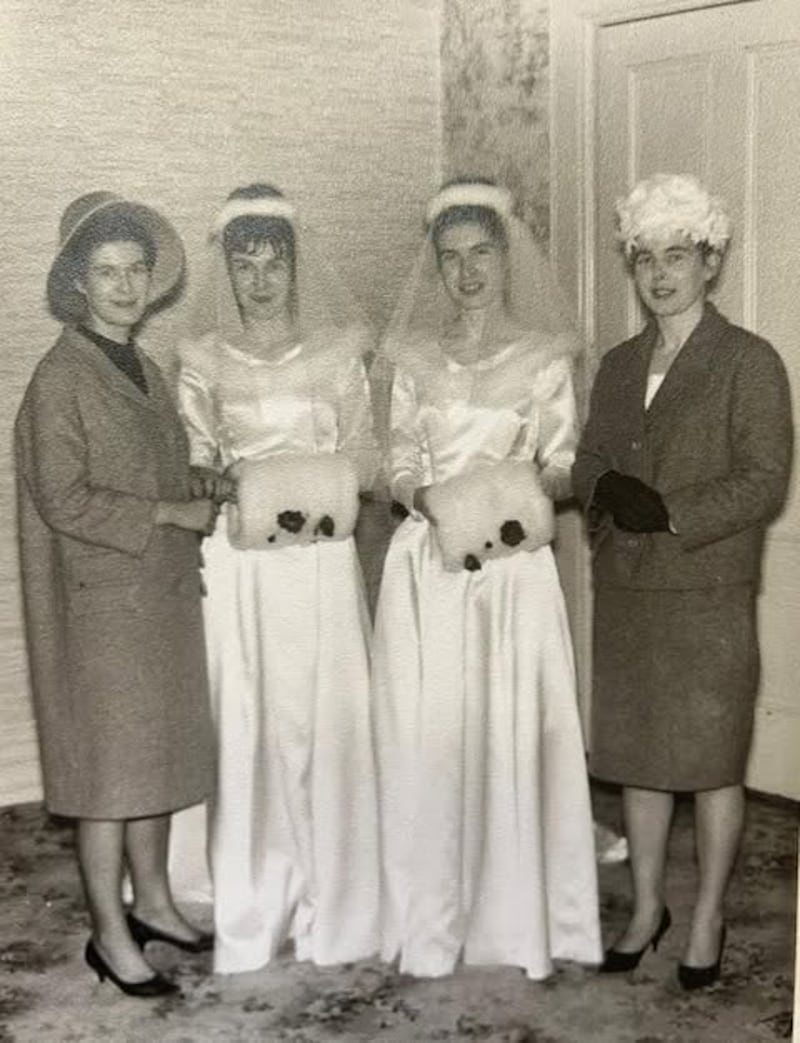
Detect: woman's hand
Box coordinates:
(155, 499, 219, 536)
(190, 466, 238, 505)
(212, 471, 238, 505)
(413, 485, 438, 526)
(189, 467, 217, 500)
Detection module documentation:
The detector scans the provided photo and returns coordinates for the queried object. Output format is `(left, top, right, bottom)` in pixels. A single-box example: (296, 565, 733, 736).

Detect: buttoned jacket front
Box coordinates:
(572, 304, 793, 590)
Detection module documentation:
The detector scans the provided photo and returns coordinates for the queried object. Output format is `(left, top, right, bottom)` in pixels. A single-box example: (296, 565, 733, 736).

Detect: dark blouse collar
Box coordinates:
(77, 324, 148, 395)
(77, 323, 135, 354)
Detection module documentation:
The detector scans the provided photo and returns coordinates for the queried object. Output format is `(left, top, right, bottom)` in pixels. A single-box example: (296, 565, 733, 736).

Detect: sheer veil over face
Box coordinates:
(378, 183, 580, 368)
(435, 220, 509, 317)
(227, 240, 294, 327)
(179, 188, 378, 486)
(371, 182, 586, 491)
(189, 193, 369, 352)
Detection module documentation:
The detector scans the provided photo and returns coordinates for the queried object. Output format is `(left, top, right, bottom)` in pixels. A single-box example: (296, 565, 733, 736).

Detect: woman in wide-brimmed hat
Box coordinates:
(15, 191, 219, 997)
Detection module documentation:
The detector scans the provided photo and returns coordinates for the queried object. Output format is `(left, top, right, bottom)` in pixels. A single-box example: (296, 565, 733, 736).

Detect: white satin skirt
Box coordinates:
(171, 518, 380, 973)
(372, 517, 602, 980)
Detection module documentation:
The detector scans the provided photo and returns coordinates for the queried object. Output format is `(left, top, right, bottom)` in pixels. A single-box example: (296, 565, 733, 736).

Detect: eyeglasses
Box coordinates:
(88, 262, 151, 283)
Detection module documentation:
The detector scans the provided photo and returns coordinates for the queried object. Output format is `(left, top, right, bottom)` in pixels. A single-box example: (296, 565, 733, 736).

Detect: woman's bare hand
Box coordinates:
(189, 467, 237, 504)
(189, 467, 218, 501)
(213, 471, 238, 505)
(155, 499, 219, 535)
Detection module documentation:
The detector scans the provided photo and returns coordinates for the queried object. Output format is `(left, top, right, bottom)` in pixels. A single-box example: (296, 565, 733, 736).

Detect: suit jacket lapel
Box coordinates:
(644, 305, 721, 432)
(620, 321, 656, 430)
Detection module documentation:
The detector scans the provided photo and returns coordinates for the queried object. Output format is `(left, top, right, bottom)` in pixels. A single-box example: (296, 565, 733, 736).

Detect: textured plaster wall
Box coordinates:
(0, 0, 556, 804)
(0, 0, 442, 803)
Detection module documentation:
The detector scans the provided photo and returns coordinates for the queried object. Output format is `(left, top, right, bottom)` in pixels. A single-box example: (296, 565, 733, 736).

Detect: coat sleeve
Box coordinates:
(15, 365, 156, 556)
(664, 341, 793, 550)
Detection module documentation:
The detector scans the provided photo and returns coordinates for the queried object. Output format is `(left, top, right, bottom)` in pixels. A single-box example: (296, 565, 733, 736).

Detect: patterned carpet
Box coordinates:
(0, 786, 795, 1042)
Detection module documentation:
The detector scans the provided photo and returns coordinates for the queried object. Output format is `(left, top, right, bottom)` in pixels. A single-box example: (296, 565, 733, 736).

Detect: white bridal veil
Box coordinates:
(370, 182, 586, 494)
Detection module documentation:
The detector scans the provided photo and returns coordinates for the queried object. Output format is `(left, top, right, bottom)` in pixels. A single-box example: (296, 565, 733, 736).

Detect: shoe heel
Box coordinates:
(651, 907, 672, 952)
(84, 940, 106, 982)
(600, 906, 671, 974)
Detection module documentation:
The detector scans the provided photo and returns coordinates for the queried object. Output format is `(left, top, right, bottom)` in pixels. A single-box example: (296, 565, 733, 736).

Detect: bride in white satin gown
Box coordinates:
(372, 180, 602, 980)
(170, 183, 380, 974)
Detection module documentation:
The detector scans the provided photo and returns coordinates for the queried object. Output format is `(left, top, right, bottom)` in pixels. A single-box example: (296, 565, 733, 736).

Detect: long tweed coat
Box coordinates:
(15, 326, 215, 818)
(572, 303, 793, 789)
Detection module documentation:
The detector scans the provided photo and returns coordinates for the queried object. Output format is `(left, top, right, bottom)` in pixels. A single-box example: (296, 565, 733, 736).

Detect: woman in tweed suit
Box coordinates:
(15, 192, 218, 996)
(573, 175, 792, 989)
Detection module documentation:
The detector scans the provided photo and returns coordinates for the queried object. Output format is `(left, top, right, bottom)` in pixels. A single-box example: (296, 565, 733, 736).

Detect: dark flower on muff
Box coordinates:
(278, 510, 306, 534)
(314, 515, 335, 538)
(500, 519, 526, 547)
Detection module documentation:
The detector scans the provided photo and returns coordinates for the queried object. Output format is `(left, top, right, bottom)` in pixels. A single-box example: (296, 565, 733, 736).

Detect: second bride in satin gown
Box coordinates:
(171, 183, 381, 974)
(371, 179, 602, 980)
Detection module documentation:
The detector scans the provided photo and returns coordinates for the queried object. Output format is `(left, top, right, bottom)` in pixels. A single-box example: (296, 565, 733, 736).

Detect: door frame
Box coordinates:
(549, 0, 762, 723)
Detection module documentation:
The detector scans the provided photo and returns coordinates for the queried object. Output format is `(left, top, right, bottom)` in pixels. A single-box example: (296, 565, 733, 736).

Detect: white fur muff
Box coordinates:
(425, 459, 555, 571)
(226, 453, 359, 550)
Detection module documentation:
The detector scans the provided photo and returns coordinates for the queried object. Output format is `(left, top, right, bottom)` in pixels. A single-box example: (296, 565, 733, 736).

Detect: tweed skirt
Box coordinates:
(589, 583, 759, 791)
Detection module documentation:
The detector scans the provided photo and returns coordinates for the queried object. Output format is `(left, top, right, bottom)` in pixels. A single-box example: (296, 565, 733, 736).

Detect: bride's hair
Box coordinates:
(221, 183, 296, 272)
(428, 177, 510, 253)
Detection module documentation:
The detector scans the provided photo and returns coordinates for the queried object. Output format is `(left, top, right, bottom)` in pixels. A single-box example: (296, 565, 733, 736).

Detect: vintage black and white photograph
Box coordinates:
(0, 1, 797, 1040)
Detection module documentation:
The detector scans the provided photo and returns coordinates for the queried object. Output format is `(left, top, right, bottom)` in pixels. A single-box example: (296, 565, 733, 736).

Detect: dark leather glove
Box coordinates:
(594, 470, 648, 514)
(614, 494, 670, 532)
(594, 470, 671, 533)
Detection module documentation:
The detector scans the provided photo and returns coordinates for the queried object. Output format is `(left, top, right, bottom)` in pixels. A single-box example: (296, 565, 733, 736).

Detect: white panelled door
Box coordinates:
(556, 0, 800, 799)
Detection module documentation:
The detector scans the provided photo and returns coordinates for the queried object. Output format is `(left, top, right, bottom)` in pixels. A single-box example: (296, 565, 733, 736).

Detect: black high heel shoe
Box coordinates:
(599, 906, 672, 973)
(84, 939, 179, 997)
(678, 926, 726, 990)
(126, 912, 214, 954)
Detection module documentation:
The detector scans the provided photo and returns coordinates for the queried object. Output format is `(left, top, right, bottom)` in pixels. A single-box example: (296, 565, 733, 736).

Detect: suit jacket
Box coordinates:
(572, 304, 793, 590)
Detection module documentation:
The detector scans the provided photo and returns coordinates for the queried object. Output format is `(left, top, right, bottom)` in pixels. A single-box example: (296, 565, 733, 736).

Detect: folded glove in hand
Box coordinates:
(594, 470, 671, 533)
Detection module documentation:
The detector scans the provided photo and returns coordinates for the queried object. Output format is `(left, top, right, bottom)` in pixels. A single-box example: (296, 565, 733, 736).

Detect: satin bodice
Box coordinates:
(176, 332, 377, 489)
(389, 338, 578, 507)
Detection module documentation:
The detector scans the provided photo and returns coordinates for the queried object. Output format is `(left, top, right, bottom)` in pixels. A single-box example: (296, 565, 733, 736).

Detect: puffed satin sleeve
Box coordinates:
(389, 366, 426, 514)
(533, 356, 578, 502)
(336, 355, 380, 492)
(176, 342, 220, 470)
